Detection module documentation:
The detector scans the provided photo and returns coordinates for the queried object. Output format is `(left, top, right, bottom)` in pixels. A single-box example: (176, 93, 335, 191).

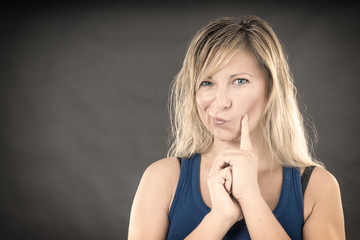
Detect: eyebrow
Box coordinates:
(230, 72, 254, 78)
(208, 72, 254, 79)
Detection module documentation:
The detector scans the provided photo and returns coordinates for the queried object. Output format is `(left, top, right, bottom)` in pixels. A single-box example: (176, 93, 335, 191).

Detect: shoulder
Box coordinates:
(302, 166, 344, 226)
(143, 157, 181, 185)
(302, 166, 341, 207)
(300, 165, 338, 186)
(129, 158, 181, 239)
(302, 166, 345, 239)
(305, 167, 340, 198)
(140, 157, 181, 205)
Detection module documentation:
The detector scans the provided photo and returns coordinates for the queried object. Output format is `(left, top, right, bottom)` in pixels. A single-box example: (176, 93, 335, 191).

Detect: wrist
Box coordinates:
(207, 210, 237, 227)
(184, 212, 235, 240)
(236, 185, 262, 206)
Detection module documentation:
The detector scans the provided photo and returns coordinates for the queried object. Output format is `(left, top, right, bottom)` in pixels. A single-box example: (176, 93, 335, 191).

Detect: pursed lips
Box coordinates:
(211, 116, 229, 125)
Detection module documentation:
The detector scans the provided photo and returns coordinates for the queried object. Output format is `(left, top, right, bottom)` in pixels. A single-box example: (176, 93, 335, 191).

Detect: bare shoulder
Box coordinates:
(128, 157, 181, 239)
(302, 166, 345, 239)
(307, 167, 340, 197)
(302, 166, 341, 209)
(145, 156, 180, 174)
(137, 156, 181, 208)
(142, 157, 181, 187)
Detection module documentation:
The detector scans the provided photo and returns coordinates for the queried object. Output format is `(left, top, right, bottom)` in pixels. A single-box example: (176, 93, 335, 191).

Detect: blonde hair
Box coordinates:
(167, 15, 323, 168)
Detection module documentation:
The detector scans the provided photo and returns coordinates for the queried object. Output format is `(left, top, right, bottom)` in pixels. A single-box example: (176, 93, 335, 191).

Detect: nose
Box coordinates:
(215, 87, 232, 110)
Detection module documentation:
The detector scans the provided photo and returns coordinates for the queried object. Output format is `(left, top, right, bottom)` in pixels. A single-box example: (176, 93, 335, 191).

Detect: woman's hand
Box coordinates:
(207, 164, 243, 223)
(186, 165, 243, 239)
(210, 114, 259, 203)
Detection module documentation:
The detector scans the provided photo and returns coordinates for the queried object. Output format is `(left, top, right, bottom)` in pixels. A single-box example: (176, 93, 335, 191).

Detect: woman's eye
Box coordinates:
(199, 81, 213, 87)
(234, 78, 248, 85)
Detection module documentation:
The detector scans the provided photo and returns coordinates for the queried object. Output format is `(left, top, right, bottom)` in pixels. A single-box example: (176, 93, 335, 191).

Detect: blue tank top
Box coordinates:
(167, 154, 304, 240)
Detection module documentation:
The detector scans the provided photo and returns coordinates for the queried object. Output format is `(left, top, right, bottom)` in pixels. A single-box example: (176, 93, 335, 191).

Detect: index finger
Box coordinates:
(240, 114, 252, 151)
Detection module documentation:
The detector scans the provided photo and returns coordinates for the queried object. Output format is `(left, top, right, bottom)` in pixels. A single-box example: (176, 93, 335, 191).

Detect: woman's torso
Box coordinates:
(166, 154, 304, 240)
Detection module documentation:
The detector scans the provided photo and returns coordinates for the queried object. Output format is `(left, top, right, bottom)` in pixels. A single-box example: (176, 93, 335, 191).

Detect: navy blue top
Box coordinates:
(167, 154, 304, 240)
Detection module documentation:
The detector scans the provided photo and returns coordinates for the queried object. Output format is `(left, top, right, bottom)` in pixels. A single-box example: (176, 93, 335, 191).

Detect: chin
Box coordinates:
(214, 136, 239, 143)
(212, 129, 239, 143)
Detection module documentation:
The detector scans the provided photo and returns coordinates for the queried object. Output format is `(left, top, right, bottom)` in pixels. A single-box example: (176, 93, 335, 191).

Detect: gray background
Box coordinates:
(1, 1, 359, 239)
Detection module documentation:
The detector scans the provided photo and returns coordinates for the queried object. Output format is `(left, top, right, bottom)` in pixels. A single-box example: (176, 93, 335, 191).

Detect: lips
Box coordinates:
(212, 117, 228, 125)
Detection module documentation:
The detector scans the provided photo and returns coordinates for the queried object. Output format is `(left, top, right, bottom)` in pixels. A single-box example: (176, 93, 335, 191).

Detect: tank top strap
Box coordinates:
(167, 154, 208, 240)
(169, 154, 202, 220)
(169, 155, 190, 220)
(289, 166, 304, 213)
(278, 166, 304, 213)
(191, 154, 211, 213)
(273, 166, 304, 240)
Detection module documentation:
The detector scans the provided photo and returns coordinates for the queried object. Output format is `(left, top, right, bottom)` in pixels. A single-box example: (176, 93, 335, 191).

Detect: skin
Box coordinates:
(128, 49, 345, 239)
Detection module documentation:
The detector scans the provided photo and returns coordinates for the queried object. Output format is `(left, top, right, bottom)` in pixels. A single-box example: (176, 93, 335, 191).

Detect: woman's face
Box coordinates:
(195, 49, 268, 142)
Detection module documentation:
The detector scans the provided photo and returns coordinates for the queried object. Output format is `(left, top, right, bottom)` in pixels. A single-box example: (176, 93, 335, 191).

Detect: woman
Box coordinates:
(128, 15, 345, 239)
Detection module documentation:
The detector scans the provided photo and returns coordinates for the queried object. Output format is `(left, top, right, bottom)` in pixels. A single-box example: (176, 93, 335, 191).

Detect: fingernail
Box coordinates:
(245, 114, 248, 120)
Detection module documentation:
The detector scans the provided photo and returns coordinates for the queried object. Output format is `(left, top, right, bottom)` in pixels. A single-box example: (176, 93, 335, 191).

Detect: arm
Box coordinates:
(302, 167, 345, 239)
(128, 157, 180, 240)
(184, 212, 236, 239)
(238, 188, 291, 239)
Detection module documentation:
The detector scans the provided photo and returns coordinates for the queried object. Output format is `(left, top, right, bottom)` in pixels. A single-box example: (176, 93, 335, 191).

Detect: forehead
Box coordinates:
(202, 48, 263, 79)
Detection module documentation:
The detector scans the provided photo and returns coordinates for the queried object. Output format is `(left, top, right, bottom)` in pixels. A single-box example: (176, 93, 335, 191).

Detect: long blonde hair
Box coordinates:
(167, 15, 323, 168)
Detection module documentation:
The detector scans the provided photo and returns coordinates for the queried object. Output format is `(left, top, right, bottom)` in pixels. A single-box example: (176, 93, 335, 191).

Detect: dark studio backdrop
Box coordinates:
(1, 1, 359, 239)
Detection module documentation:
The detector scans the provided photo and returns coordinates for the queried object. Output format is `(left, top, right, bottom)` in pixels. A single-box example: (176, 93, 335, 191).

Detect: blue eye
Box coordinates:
(199, 81, 213, 87)
(234, 78, 248, 85)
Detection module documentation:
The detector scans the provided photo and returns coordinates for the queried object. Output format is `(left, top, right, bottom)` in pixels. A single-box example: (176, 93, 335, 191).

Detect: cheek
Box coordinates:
(234, 92, 266, 128)
(195, 91, 213, 115)
(244, 96, 263, 113)
(195, 91, 216, 130)
(245, 95, 266, 129)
